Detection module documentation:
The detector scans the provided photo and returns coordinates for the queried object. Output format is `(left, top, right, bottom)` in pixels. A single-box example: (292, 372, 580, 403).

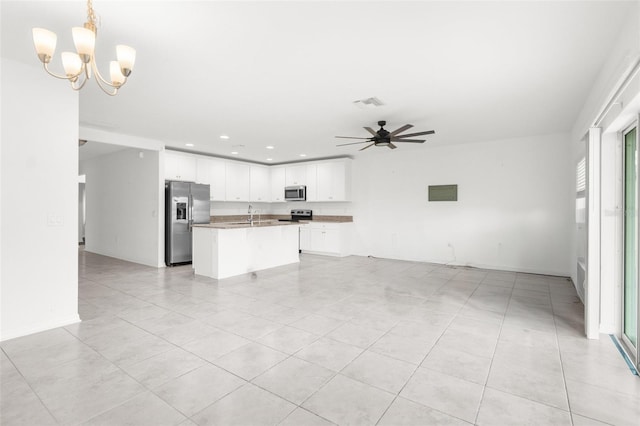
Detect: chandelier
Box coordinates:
(32, 0, 135, 96)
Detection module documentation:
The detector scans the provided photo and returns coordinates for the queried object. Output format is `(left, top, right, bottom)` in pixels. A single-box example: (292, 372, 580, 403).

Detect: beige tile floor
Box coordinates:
(1, 249, 639, 425)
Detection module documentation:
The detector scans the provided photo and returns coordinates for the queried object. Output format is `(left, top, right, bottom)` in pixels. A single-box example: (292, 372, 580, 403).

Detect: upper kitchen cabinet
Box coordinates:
(316, 159, 352, 201)
(305, 164, 318, 202)
(285, 164, 308, 186)
(196, 157, 226, 201)
(270, 166, 286, 203)
(225, 162, 250, 202)
(249, 165, 270, 202)
(165, 151, 197, 182)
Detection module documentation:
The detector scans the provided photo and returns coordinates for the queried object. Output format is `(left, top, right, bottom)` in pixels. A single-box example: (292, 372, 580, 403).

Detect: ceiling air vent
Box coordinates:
(353, 97, 384, 109)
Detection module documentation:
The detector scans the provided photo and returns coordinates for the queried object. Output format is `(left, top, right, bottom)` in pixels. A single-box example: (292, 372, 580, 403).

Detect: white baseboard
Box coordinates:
(0, 315, 81, 342)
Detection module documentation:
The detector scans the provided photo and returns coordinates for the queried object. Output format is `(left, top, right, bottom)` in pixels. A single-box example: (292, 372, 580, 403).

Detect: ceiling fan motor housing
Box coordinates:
(375, 121, 389, 141)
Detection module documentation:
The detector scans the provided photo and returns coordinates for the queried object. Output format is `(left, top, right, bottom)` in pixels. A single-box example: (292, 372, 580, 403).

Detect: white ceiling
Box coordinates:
(1, 1, 635, 164)
(78, 140, 126, 162)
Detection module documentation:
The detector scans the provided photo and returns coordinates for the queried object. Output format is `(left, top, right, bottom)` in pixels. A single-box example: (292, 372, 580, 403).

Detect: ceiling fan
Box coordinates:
(336, 120, 435, 151)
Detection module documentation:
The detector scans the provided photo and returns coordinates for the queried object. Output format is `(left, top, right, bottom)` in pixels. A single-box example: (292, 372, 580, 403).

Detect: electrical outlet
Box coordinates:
(47, 213, 63, 227)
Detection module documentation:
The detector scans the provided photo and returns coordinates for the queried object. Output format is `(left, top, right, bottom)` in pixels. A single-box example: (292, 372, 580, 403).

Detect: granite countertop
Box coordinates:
(209, 214, 353, 223)
(193, 220, 301, 229)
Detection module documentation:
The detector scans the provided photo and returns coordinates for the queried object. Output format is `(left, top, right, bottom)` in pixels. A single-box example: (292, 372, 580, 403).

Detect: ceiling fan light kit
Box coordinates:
(32, 0, 135, 96)
(336, 120, 435, 151)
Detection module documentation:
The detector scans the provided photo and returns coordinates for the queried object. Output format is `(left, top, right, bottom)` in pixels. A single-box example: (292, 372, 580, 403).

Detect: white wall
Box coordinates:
(348, 133, 573, 276)
(0, 58, 80, 341)
(83, 148, 164, 267)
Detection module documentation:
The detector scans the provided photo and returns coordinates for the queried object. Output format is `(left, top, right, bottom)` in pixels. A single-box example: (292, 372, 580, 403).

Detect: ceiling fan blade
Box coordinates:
(363, 127, 377, 136)
(392, 139, 425, 143)
(337, 141, 371, 147)
(388, 143, 397, 149)
(394, 130, 435, 138)
(335, 136, 372, 140)
(389, 124, 413, 137)
(359, 143, 375, 151)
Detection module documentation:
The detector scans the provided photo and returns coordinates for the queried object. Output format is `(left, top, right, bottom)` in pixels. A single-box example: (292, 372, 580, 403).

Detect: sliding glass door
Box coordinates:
(623, 125, 638, 359)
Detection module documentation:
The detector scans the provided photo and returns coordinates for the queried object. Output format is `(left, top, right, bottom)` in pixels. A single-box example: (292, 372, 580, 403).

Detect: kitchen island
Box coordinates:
(192, 221, 300, 279)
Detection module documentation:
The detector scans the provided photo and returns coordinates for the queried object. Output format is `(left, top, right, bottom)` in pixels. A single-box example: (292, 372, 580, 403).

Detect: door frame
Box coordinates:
(621, 121, 639, 366)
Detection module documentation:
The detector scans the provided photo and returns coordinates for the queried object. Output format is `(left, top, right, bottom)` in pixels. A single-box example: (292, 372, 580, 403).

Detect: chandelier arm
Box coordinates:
(43, 62, 84, 81)
(93, 73, 119, 96)
(90, 57, 126, 89)
(92, 68, 119, 96)
(70, 72, 89, 91)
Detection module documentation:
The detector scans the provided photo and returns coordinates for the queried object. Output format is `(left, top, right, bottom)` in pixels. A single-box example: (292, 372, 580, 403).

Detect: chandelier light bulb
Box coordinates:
(61, 52, 82, 78)
(116, 45, 136, 76)
(32, 28, 57, 63)
(72, 27, 95, 63)
(109, 61, 125, 86)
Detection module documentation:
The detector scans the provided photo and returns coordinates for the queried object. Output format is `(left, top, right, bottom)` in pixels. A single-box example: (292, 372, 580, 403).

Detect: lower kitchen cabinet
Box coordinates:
(299, 222, 351, 257)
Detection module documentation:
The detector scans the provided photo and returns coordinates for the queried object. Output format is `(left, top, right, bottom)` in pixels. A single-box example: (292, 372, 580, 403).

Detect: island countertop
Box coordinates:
(209, 214, 353, 223)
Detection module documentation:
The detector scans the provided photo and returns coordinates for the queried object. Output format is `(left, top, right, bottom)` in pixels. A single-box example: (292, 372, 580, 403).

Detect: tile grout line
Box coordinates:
(471, 274, 515, 425)
(0, 346, 62, 424)
(549, 280, 576, 426)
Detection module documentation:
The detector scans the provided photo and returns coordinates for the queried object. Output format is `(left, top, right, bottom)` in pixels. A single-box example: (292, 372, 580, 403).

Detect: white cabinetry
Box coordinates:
(166, 152, 352, 204)
(165, 151, 197, 181)
(299, 225, 311, 251)
(305, 164, 318, 202)
(270, 167, 286, 203)
(225, 162, 250, 202)
(300, 222, 351, 257)
(316, 160, 350, 201)
(285, 165, 308, 186)
(250, 165, 270, 202)
(196, 157, 226, 200)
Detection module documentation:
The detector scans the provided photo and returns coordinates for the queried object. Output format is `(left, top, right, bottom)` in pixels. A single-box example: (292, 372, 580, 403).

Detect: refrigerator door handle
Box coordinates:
(188, 194, 193, 231)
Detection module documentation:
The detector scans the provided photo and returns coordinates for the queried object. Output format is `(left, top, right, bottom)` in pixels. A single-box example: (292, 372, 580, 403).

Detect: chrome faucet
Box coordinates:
(248, 204, 254, 225)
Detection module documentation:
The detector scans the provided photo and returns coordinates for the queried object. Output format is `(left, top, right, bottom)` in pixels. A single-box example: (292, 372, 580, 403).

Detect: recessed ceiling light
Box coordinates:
(265, 145, 274, 150)
(299, 154, 307, 157)
(231, 151, 239, 155)
(185, 143, 194, 147)
(266, 158, 273, 161)
(220, 135, 230, 140)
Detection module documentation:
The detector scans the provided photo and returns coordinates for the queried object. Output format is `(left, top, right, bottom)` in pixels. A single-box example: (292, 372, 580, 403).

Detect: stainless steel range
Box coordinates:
(278, 209, 312, 222)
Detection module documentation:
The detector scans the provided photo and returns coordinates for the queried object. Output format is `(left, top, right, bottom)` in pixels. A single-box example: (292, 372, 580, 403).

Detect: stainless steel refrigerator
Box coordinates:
(165, 181, 210, 266)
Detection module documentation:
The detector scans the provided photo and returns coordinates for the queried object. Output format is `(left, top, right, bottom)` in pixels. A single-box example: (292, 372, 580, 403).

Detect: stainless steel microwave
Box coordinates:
(284, 185, 306, 201)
